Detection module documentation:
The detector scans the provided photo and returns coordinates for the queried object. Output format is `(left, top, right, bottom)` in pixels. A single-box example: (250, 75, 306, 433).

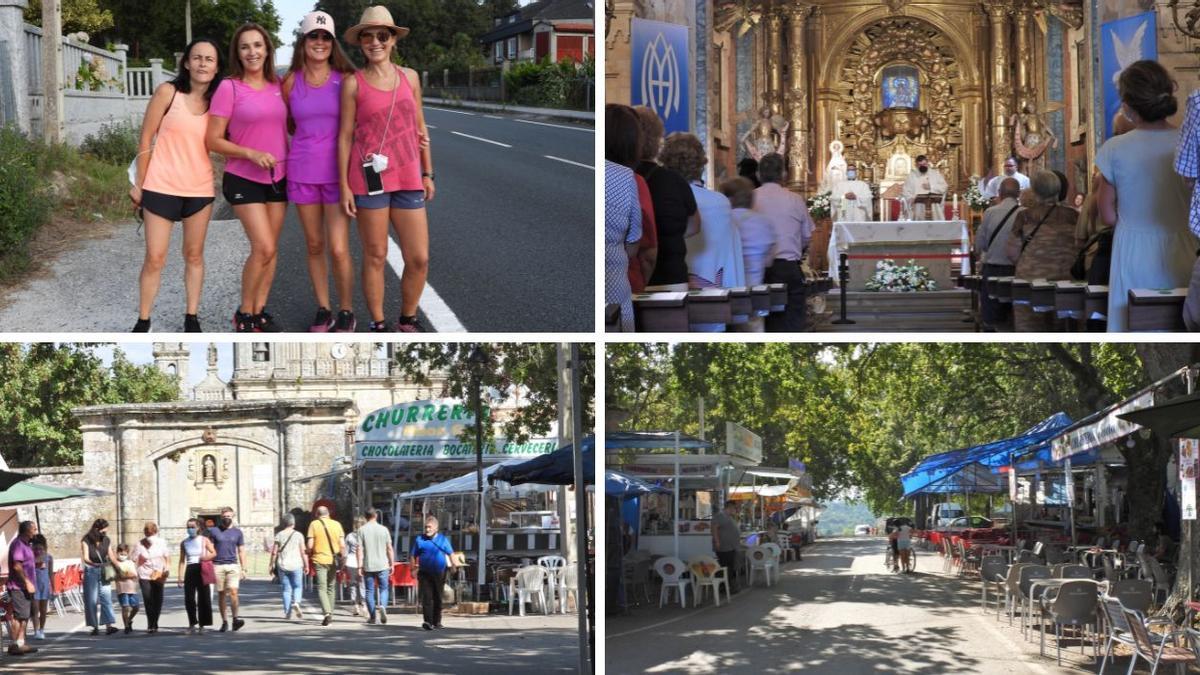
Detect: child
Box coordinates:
(31, 534, 53, 640)
(114, 544, 140, 634)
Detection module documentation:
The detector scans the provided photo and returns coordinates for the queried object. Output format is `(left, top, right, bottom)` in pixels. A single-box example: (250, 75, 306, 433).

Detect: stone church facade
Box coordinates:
(25, 342, 448, 558)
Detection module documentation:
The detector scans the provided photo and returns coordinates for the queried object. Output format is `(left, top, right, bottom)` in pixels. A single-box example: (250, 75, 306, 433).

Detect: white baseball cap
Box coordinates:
(300, 11, 335, 37)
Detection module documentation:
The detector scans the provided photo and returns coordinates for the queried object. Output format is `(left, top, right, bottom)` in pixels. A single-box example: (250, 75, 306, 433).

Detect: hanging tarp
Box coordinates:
(1050, 391, 1154, 461)
(605, 431, 714, 450)
(605, 470, 669, 499)
(397, 460, 538, 499)
(490, 437, 595, 486)
(900, 413, 1072, 498)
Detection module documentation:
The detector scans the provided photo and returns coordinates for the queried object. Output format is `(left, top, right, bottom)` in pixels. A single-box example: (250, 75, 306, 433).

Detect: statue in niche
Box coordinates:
(881, 65, 920, 110)
(740, 105, 789, 161)
(1013, 97, 1058, 164)
(202, 454, 217, 484)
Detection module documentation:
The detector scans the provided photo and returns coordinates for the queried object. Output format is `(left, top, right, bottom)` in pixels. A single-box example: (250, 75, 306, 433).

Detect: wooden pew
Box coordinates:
(1011, 278, 1032, 305)
(1030, 279, 1056, 311)
(686, 289, 732, 332)
(633, 292, 689, 332)
(605, 303, 620, 332)
(1127, 288, 1187, 331)
(995, 277, 1014, 306)
(767, 283, 788, 313)
(750, 285, 771, 317)
(1054, 280, 1087, 328)
(1085, 285, 1108, 329)
(728, 286, 752, 326)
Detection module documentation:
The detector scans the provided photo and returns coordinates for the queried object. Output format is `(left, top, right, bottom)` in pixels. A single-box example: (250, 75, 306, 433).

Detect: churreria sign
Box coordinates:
(354, 398, 558, 462)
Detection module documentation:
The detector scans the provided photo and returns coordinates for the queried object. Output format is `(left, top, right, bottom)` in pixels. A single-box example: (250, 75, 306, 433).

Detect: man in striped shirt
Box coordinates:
(1173, 89, 1200, 330)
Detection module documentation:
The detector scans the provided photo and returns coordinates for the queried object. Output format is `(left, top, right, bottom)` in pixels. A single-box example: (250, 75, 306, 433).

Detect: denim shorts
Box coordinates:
(118, 592, 140, 608)
(354, 189, 425, 210)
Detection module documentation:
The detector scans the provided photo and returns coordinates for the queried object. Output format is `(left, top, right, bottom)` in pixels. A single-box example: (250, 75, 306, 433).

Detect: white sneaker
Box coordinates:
(33, 630, 45, 640)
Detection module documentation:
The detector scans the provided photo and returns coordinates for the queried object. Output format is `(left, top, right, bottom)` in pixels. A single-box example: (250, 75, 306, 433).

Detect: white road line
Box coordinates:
(427, 106, 476, 116)
(515, 118, 593, 132)
(426, 124, 437, 129)
(451, 131, 512, 148)
(483, 114, 503, 119)
(386, 235, 467, 332)
(53, 620, 87, 641)
(544, 155, 592, 169)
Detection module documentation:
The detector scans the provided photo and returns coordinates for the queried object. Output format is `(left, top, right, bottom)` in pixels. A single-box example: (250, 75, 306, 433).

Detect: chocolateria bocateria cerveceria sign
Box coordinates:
(354, 398, 557, 462)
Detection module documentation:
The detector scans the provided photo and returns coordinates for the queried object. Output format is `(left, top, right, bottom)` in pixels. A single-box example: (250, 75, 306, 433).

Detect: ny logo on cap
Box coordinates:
(317, 16, 326, 24)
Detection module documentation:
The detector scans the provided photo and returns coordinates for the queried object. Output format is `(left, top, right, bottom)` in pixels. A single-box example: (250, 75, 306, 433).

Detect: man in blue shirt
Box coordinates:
(209, 506, 247, 632)
(410, 516, 454, 630)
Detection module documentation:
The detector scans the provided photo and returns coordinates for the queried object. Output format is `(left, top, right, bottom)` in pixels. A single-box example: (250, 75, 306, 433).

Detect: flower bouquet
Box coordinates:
(808, 190, 832, 220)
(864, 259, 938, 292)
(964, 179, 990, 212)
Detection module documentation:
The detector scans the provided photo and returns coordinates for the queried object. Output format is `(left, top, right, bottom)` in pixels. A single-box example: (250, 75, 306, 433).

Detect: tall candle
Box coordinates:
(953, 193, 958, 213)
(880, 195, 885, 222)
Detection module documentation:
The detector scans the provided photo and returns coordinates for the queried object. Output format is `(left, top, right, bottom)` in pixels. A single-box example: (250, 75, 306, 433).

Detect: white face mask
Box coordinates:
(118, 555, 128, 562)
(847, 171, 857, 180)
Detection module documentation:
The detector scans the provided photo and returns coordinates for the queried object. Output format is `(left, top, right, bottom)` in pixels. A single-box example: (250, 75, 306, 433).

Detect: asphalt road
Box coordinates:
(607, 537, 1098, 674)
(21, 578, 581, 673)
(0, 107, 593, 333)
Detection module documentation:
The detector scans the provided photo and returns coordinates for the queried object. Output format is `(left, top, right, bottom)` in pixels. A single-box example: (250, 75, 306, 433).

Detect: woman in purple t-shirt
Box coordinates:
(283, 12, 358, 332)
(206, 23, 289, 333)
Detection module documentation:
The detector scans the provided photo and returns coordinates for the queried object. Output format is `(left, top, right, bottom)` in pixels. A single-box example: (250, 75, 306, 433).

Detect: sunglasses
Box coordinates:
(360, 30, 393, 44)
(306, 31, 333, 42)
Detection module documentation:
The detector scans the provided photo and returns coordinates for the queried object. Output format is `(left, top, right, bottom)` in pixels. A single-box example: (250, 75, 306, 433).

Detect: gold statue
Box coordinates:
(741, 105, 789, 160)
(1012, 97, 1058, 164)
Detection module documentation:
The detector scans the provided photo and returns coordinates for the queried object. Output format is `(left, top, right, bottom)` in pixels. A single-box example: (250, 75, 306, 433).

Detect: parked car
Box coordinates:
(947, 516, 993, 530)
(854, 524, 872, 536)
(928, 503, 965, 530)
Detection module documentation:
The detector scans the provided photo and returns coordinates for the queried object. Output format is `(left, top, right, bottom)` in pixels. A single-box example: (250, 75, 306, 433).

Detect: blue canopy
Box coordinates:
(605, 431, 714, 450)
(605, 470, 669, 499)
(489, 436, 594, 486)
(900, 413, 1073, 498)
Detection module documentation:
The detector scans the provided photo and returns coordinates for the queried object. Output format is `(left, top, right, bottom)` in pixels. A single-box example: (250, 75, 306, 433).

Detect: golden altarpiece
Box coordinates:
(609, 0, 1086, 197)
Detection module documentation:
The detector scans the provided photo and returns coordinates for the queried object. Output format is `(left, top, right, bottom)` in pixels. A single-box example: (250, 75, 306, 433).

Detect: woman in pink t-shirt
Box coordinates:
(283, 12, 358, 332)
(338, 6, 435, 332)
(206, 23, 289, 333)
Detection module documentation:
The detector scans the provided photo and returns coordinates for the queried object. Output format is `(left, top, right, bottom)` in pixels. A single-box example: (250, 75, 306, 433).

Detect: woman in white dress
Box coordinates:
(659, 133, 745, 292)
(1097, 60, 1198, 331)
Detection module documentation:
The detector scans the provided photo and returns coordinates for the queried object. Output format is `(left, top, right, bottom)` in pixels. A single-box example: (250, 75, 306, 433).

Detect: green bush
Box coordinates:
(80, 122, 138, 165)
(504, 58, 591, 109)
(0, 126, 52, 271)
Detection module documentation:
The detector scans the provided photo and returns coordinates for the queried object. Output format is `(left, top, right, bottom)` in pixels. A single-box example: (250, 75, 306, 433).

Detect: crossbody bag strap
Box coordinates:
(987, 204, 1022, 250)
(317, 518, 339, 557)
(1019, 206, 1058, 255)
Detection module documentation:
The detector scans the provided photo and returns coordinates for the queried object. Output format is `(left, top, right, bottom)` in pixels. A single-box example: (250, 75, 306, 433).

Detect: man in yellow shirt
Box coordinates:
(306, 505, 345, 625)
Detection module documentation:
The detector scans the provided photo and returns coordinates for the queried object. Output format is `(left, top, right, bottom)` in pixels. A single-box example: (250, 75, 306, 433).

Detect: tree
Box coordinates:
(0, 344, 179, 468)
(94, 0, 282, 61)
(388, 343, 595, 444)
(25, 0, 114, 35)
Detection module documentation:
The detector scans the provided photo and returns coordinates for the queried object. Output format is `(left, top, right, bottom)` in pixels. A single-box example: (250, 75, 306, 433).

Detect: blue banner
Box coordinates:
(631, 18, 690, 133)
(1101, 12, 1156, 141)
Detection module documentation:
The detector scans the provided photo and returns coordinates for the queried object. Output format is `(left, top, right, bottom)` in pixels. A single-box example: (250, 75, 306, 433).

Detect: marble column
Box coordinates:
(986, 1, 1014, 176)
(785, 3, 813, 192)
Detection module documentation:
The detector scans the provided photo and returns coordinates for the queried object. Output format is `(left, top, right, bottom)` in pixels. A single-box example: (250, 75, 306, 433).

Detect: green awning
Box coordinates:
(0, 482, 109, 507)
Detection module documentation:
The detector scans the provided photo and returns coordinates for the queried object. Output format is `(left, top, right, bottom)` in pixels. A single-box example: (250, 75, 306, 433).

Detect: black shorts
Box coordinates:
(9, 587, 32, 620)
(222, 172, 288, 205)
(141, 190, 215, 222)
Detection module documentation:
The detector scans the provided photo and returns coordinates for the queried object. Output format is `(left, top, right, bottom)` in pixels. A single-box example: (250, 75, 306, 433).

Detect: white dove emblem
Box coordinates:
(1111, 19, 1147, 88)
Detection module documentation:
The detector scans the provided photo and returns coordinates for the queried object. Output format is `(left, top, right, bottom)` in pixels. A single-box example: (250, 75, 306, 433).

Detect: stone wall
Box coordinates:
(13, 465, 114, 562)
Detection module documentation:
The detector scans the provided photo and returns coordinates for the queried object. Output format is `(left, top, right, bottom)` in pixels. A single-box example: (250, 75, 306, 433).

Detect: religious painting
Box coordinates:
(1100, 12, 1156, 141)
(881, 65, 920, 110)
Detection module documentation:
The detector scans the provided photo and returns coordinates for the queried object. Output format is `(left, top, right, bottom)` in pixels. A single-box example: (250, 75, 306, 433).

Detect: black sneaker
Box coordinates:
(321, 614, 331, 626)
(422, 622, 433, 631)
(232, 618, 245, 632)
(124, 625, 132, 634)
(91, 628, 99, 636)
(132, 318, 151, 333)
(105, 625, 119, 635)
(434, 623, 444, 629)
(219, 621, 228, 632)
(233, 310, 257, 333)
(367, 613, 376, 625)
(333, 310, 356, 333)
(184, 314, 202, 333)
(255, 311, 282, 333)
(309, 307, 334, 333)
(396, 314, 427, 333)
(368, 320, 391, 332)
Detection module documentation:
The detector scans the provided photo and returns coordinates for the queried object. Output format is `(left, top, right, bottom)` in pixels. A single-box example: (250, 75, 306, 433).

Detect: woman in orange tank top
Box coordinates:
(337, 6, 435, 333)
(129, 39, 222, 333)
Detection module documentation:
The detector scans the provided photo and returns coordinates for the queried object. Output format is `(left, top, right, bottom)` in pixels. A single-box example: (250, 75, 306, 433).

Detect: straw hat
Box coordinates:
(344, 5, 410, 44)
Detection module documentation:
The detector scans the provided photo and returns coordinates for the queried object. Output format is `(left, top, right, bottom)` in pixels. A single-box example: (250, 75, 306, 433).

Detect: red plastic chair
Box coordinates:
(391, 562, 417, 607)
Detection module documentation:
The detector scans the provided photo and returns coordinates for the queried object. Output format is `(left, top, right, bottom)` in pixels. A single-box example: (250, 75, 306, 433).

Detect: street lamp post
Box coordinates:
(468, 344, 489, 597)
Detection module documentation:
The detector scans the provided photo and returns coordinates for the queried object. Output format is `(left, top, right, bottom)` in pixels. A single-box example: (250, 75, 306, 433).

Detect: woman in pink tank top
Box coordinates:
(283, 11, 358, 332)
(338, 6, 435, 333)
(129, 38, 222, 333)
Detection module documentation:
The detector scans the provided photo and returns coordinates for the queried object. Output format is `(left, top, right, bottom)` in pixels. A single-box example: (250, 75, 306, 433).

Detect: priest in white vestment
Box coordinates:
(833, 163, 873, 222)
(982, 157, 1030, 200)
(901, 154, 948, 220)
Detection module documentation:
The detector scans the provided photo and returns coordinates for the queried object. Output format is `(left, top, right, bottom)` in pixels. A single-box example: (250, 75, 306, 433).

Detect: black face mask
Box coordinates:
(918, 165, 929, 174)
(221, 517, 232, 527)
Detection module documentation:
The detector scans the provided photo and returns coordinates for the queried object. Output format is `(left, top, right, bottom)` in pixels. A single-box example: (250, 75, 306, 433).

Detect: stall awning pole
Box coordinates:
(1066, 456, 1076, 546)
(674, 430, 680, 559)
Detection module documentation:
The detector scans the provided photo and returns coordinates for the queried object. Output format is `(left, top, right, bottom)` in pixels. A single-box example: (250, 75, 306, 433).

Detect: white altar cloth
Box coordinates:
(826, 220, 970, 279)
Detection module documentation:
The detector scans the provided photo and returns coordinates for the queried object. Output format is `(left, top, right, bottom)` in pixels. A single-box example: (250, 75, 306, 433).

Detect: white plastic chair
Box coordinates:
(776, 535, 796, 563)
(762, 543, 783, 576)
(538, 555, 567, 614)
(688, 556, 731, 607)
(560, 565, 579, 613)
(653, 556, 692, 608)
(747, 546, 776, 587)
(508, 565, 548, 616)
